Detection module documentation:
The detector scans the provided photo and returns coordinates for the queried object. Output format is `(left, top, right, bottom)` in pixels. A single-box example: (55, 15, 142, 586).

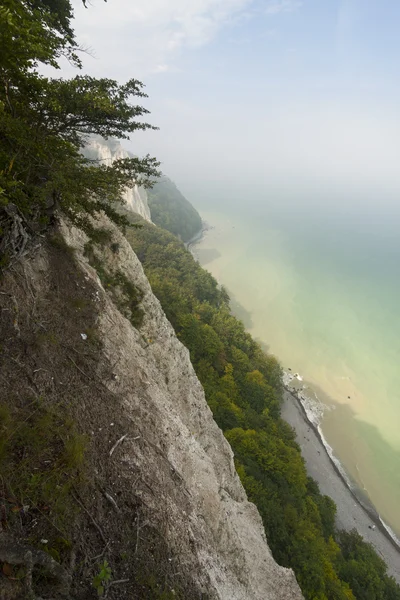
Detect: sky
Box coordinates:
(59, 0, 400, 213)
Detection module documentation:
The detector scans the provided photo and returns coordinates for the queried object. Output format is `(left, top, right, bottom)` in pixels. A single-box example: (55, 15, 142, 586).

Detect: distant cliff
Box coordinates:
(83, 137, 202, 242)
(83, 135, 152, 222)
(147, 175, 203, 242)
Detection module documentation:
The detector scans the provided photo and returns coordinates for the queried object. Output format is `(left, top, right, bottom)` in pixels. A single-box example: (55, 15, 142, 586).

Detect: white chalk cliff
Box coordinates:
(83, 136, 152, 222)
(61, 214, 304, 600)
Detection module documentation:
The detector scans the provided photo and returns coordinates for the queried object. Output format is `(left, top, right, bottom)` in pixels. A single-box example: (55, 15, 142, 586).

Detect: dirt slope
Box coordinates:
(0, 217, 302, 600)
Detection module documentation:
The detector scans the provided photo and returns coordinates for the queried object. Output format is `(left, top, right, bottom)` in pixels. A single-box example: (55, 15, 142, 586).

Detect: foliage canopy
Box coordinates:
(0, 0, 160, 257)
(2, 1, 399, 598)
(147, 175, 203, 242)
(126, 217, 400, 600)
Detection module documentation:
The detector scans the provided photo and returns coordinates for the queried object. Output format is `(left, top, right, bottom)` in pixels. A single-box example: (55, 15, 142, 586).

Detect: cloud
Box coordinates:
(265, 0, 302, 16)
(151, 63, 183, 74)
(70, 0, 254, 76)
(153, 64, 171, 74)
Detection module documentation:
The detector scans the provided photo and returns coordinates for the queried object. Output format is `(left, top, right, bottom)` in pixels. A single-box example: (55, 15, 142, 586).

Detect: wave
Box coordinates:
(317, 426, 353, 489)
(283, 370, 400, 552)
(380, 518, 400, 549)
(283, 371, 325, 427)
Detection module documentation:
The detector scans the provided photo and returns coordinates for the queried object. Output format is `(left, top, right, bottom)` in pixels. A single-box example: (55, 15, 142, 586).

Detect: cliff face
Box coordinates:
(0, 213, 302, 599)
(61, 215, 303, 600)
(83, 136, 152, 222)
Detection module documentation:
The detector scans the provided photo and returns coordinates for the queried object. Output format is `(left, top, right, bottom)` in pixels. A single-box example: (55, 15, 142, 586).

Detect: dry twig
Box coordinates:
(108, 578, 130, 587)
(72, 493, 107, 545)
(109, 433, 127, 457)
(67, 354, 92, 381)
(24, 550, 33, 598)
(103, 491, 120, 514)
(135, 515, 150, 555)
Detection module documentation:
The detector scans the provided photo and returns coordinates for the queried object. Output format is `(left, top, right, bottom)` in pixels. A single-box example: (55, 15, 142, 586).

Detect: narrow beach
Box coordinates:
(191, 226, 400, 583)
(184, 221, 208, 251)
(281, 389, 400, 583)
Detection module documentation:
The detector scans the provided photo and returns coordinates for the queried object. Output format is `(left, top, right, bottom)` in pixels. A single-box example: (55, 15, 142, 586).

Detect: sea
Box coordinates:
(191, 201, 400, 545)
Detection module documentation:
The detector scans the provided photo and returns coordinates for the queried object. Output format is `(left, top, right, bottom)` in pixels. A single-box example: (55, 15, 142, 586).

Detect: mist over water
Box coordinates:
(193, 197, 400, 537)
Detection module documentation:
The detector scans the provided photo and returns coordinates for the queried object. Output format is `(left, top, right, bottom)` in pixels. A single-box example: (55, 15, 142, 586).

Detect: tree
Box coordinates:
(335, 530, 400, 600)
(0, 0, 160, 263)
(126, 217, 400, 600)
(241, 369, 280, 415)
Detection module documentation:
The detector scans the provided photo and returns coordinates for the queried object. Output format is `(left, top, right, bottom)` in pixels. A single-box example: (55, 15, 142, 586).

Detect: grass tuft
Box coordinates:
(84, 242, 144, 328)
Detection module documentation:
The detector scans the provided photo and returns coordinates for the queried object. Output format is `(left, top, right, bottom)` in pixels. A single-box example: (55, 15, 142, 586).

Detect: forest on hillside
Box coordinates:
(126, 217, 400, 600)
(1, 1, 400, 598)
(147, 176, 203, 242)
(0, 0, 160, 260)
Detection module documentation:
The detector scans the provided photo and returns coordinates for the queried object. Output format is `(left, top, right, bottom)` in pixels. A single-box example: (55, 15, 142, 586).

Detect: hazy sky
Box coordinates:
(60, 0, 400, 212)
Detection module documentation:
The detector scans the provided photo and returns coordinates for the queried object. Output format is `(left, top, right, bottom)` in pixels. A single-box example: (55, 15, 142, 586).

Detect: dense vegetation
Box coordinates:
(147, 175, 203, 242)
(1, 1, 400, 598)
(0, 1, 190, 597)
(126, 218, 400, 600)
(0, 0, 160, 266)
(81, 138, 202, 242)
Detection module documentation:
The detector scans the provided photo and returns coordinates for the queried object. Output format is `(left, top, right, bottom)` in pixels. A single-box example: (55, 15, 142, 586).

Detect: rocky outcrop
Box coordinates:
(61, 214, 303, 600)
(83, 136, 152, 222)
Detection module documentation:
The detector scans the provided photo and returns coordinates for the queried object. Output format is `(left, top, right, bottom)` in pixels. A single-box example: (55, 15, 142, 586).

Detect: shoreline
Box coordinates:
(189, 227, 400, 583)
(281, 386, 400, 582)
(284, 383, 400, 548)
(184, 220, 209, 251)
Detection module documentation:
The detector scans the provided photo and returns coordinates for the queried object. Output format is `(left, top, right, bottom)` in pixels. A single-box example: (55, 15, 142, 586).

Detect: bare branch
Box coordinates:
(109, 433, 127, 457)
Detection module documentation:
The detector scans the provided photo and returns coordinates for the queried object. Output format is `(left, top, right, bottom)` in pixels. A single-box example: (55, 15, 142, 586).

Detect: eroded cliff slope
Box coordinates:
(0, 215, 302, 599)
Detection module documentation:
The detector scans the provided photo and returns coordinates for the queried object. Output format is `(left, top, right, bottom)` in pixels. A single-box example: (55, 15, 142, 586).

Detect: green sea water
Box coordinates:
(193, 207, 400, 540)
